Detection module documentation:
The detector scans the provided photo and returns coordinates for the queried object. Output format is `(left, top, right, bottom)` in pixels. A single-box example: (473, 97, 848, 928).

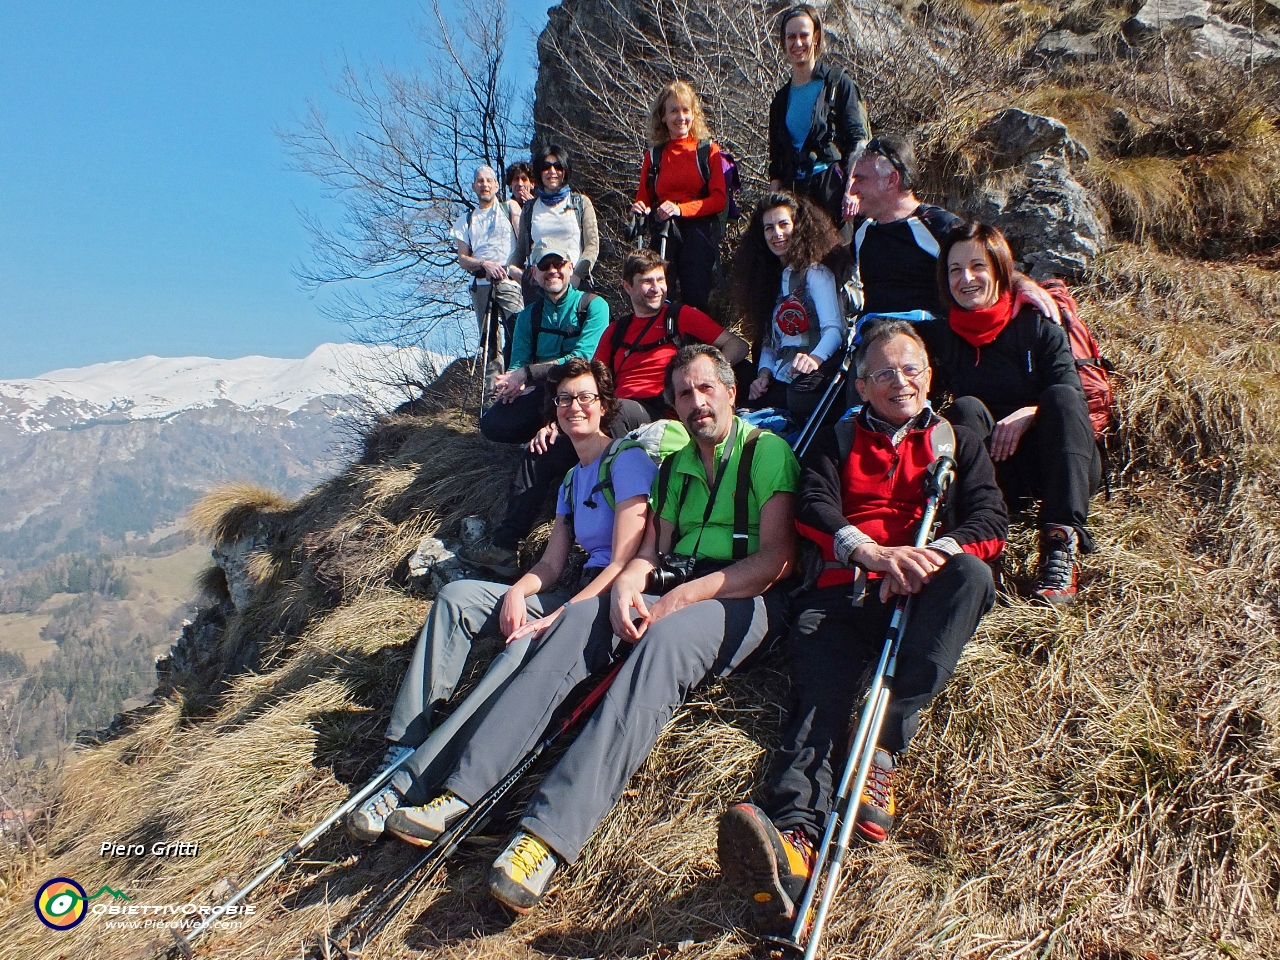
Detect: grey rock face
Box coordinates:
(955, 109, 1108, 278)
(1194, 16, 1280, 66)
(212, 527, 271, 613)
(1035, 29, 1101, 60)
(1127, 0, 1211, 38)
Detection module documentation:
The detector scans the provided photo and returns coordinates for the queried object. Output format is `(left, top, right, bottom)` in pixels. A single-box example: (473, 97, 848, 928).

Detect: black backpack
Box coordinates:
(609, 300, 685, 365)
(528, 292, 600, 363)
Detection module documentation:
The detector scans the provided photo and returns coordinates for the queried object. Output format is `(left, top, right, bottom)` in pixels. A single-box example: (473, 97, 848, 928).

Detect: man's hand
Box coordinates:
(492, 366, 527, 403)
(655, 200, 682, 222)
(482, 259, 506, 282)
(749, 371, 772, 400)
(789, 352, 820, 377)
(990, 405, 1036, 461)
(1012, 275, 1061, 324)
(851, 542, 948, 601)
(841, 189, 860, 223)
(644, 582, 694, 624)
(529, 422, 559, 455)
(610, 572, 652, 643)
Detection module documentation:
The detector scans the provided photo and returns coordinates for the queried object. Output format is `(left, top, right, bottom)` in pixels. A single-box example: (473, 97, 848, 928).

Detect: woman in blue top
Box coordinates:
(347, 358, 657, 843)
(766, 4, 869, 228)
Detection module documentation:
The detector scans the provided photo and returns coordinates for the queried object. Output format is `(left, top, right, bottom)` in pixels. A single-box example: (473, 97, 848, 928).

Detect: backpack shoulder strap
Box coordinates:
(576, 291, 598, 327)
(530, 299, 546, 343)
(570, 192, 585, 230)
(561, 466, 577, 531)
(646, 146, 663, 207)
(654, 450, 680, 552)
(696, 140, 712, 197)
(732, 428, 762, 560)
(518, 198, 535, 249)
(665, 300, 683, 344)
(835, 408, 860, 464)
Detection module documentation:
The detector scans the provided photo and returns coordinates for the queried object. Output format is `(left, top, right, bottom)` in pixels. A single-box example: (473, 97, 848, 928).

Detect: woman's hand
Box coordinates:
(529, 422, 559, 455)
(631, 201, 650, 217)
(610, 572, 651, 643)
(749, 370, 772, 400)
(505, 607, 565, 644)
(789, 352, 820, 376)
(498, 587, 529, 638)
(655, 200, 682, 222)
(990, 406, 1037, 461)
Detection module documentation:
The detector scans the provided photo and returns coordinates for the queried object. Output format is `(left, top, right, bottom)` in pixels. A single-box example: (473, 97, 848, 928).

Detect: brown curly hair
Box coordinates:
(729, 191, 849, 346)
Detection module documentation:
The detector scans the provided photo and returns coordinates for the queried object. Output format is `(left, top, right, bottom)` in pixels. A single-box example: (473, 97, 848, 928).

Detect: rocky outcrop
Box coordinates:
(1125, 0, 1280, 67)
(1127, 0, 1210, 38)
(1035, 29, 1101, 60)
(952, 109, 1108, 278)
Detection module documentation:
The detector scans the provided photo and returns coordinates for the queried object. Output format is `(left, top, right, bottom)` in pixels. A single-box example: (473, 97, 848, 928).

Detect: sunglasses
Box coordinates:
(864, 137, 910, 183)
(541, 161, 565, 172)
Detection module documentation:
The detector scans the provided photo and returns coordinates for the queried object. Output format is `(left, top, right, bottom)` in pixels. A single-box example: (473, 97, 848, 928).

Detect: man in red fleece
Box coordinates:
(592, 248, 749, 419)
(717, 319, 1007, 931)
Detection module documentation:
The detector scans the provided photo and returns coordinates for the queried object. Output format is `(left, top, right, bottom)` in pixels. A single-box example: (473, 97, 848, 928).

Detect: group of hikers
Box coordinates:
(352, 1, 1102, 932)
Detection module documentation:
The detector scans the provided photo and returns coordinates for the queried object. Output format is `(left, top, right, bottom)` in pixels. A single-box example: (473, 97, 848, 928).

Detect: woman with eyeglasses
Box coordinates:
(509, 145, 600, 299)
(732, 191, 850, 424)
(630, 80, 727, 312)
(346, 357, 658, 844)
(926, 221, 1100, 606)
(767, 4, 869, 228)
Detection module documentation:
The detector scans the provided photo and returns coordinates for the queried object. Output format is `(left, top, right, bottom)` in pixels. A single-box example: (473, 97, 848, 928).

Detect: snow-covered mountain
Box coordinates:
(0, 343, 458, 567)
(0, 343, 453, 434)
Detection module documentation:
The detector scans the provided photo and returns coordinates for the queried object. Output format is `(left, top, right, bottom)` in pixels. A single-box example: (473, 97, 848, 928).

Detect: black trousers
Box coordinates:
(743, 349, 846, 427)
(763, 553, 995, 845)
(488, 396, 652, 549)
(947, 385, 1100, 551)
(651, 215, 720, 313)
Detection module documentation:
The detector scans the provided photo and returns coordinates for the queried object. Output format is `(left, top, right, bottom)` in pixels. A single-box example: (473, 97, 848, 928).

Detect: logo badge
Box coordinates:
(34, 877, 88, 930)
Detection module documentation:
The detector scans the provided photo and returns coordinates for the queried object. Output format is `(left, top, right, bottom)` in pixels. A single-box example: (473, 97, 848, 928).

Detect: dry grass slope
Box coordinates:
(0, 251, 1277, 960)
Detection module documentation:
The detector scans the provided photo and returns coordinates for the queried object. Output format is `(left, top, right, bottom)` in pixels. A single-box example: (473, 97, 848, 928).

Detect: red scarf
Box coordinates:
(948, 292, 1013, 349)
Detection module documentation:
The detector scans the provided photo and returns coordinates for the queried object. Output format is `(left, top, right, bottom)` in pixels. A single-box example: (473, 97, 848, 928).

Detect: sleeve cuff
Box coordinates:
(927, 537, 962, 557)
(833, 525, 875, 565)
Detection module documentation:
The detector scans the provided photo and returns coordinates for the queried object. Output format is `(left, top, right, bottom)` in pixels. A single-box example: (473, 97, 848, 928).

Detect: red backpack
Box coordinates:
(1040, 279, 1115, 439)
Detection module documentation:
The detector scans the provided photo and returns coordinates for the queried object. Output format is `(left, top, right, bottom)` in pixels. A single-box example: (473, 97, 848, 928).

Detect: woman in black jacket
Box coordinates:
(924, 221, 1101, 605)
(767, 4, 869, 228)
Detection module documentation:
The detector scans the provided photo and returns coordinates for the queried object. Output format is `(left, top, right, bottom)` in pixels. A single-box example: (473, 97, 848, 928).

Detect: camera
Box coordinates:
(646, 554, 698, 595)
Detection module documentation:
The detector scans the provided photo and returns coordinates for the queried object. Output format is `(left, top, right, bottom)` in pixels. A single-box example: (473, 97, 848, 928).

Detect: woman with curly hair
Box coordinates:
(733, 191, 850, 422)
(630, 80, 727, 312)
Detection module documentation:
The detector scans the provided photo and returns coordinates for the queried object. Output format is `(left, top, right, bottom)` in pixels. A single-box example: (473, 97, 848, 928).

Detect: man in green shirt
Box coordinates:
(393, 344, 799, 914)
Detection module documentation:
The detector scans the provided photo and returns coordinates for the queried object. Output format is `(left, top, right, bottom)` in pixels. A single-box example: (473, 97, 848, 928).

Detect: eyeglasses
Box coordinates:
(553, 391, 600, 408)
(863, 137, 910, 184)
(863, 362, 927, 386)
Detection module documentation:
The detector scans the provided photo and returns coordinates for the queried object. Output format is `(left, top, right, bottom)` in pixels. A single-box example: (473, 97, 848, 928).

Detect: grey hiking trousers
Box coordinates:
(385, 578, 570, 804)
(445, 590, 784, 864)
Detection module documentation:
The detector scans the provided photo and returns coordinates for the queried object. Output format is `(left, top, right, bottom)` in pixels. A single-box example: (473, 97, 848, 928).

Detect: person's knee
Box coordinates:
(946, 395, 993, 435)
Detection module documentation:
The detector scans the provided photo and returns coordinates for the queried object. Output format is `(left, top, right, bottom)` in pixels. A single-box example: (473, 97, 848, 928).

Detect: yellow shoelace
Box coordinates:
(507, 835, 552, 880)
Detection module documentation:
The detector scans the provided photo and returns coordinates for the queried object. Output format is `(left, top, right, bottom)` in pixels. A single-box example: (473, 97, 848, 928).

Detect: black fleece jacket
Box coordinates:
(923, 306, 1085, 421)
(767, 62, 869, 185)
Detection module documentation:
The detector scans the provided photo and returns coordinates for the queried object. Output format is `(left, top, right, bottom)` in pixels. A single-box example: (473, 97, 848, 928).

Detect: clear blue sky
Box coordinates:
(0, 1, 548, 379)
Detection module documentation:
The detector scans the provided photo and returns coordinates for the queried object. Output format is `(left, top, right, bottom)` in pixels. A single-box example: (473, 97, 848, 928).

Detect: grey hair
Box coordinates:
(473, 164, 498, 182)
(853, 320, 929, 378)
(663, 343, 736, 404)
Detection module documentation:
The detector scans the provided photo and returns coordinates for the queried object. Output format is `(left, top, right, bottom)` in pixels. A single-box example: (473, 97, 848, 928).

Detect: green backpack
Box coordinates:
(562, 419, 690, 531)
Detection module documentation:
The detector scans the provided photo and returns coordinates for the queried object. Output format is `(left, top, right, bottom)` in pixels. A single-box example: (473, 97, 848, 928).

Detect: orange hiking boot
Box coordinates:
(854, 748, 896, 843)
(717, 803, 814, 930)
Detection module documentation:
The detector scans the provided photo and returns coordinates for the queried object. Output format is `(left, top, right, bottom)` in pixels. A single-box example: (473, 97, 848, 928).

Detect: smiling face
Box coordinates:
(472, 168, 498, 202)
(671, 355, 736, 447)
(946, 238, 1000, 311)
(623, 265, 667, 315)
(539, 157, 565, 191)
(784, 14, 817, 69)
(535, 255, 573, 296)
(663, 94, 694, 141)
(554, 372, 604, 440)
(847, 155, 901, 222)
(855, 333, 933, 428)
(762, 205, 796, 259)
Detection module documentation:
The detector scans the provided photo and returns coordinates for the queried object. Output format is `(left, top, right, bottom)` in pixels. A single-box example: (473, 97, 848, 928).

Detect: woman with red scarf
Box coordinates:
(924, 221, 1100, 605)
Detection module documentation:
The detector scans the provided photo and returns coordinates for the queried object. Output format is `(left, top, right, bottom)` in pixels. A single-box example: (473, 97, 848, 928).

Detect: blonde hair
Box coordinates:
(646, 81, 712, 146)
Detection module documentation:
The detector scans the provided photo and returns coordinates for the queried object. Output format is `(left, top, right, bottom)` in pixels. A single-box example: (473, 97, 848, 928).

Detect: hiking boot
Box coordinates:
(854, 749, 896, 844)
(717, 802, 814, 930)
(489, 831, 559, 914)
(1032, 524, 1079, 606)
(384, 790, 470, 848)
(344, 745, 413, 843)
(457, 539, 519, 579)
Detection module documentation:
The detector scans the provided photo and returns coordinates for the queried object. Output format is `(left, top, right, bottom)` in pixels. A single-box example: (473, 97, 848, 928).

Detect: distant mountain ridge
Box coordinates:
(0, 343, 457, 568)
(0, 343, 452, 433)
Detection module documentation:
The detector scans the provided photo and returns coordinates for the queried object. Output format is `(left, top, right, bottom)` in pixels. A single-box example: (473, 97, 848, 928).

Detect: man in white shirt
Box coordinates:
(452, 165, 524, 378)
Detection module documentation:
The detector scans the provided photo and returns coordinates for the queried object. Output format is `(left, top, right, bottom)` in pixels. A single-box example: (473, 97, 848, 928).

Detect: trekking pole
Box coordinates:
(476, 290, 495, 418)
(655, 217, 671, 261)
(167, 749, 414, 957)
(768, 437, 957, 960)
(792, 322, 858, 459)
(627, 213, 647, 251)
(321, 653, 629, 958)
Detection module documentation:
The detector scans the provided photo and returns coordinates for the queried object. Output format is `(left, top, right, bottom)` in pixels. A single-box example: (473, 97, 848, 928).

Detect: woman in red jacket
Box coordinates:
(631, 80, 727, 313)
